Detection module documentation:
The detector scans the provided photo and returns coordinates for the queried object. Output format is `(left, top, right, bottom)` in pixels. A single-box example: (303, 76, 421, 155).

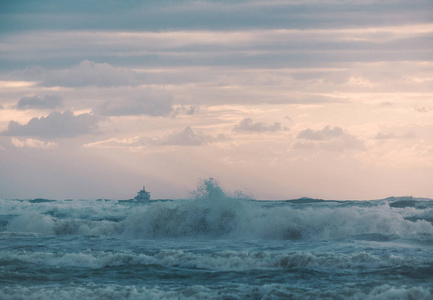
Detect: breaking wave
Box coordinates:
(2, 179, 433, 241)
(2, 179, 433, 300)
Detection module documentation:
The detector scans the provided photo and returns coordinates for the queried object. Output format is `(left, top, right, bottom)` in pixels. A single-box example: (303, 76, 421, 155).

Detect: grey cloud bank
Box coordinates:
(17, 94, 63, 110)
(3, 111, 99, 139)
(1, 0, 432, 72)
(94, 95, 174, 117)
(2, 27, 431, 72)
(2, 0, 431, 32)
(41, 60, 140, 87)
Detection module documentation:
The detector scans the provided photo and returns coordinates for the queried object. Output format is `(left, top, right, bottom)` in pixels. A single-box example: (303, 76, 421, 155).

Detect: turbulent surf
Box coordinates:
(1, 179, 433, 299)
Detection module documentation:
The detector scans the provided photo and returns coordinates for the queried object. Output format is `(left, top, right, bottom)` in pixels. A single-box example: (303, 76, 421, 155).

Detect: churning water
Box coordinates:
(1, 179, 433, 299)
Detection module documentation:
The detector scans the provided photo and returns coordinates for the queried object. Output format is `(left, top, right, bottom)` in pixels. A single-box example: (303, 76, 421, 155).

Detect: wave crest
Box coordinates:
(2, 179, 433, 241)
(124, 178, 243, 238)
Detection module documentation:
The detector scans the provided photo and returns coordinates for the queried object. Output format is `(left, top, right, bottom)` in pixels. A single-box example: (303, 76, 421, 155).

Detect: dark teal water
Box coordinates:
(1, 194, 433, 299)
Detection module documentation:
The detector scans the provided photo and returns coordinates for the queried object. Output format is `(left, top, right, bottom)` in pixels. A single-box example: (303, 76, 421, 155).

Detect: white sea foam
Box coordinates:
(353, 285, 433, 300)
(0, 283, 431, 300)
(0, 285, 183, 300)
(2, 179, 433, 241)
(2, 180, 432, 300)
(7, 201, 433, 241)
(1, 247, 431, 272)
(6, 211, 123, 236)
(122, 199, 433, 241)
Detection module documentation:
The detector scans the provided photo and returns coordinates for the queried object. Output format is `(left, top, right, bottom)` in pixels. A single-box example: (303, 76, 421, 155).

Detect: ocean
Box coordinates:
(1, 179, 433, 299)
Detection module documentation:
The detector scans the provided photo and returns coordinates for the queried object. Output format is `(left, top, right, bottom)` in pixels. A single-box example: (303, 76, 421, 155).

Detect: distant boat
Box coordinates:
(134, 186, 151, 201)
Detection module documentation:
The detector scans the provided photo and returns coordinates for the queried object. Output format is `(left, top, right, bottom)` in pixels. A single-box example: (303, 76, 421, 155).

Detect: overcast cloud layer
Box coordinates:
(0, 0, 432, 200)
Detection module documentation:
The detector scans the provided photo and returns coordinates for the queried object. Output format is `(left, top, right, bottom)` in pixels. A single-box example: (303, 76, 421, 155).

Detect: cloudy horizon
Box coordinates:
(1, 0, 433, 200)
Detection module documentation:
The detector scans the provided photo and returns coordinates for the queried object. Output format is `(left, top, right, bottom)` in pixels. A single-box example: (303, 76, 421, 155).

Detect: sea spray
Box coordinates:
(3, 180, 433, 241)
(2, 179, 433, 299)
(123, 178, 245, 238)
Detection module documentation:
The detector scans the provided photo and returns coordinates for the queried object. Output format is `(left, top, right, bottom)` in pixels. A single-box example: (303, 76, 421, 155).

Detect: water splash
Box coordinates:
(123, 178, 246, 238)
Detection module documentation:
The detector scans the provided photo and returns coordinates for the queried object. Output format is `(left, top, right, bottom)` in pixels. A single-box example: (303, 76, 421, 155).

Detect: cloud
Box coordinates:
(94, 90, 174, 117)
(172, 105, 200, 117)
(297, 126, 344, 140)
(2, 111, 100, 139)
(374, 132, 416, 140)
(84, 137, 142, 148)
(233, 118, 286, 133)
(415, 107, 429, 113)
(16, 94, 63, 110)
(84, 127, 230, 149)
(294, 126, 364, 151)
(3, 1, 432, 35)
(11, 137, 57, 149)
(374, 132, 396, 140)
(156, 126, 230, 146)
(157, 126, 208, 146)
(42, 60, 140, 87)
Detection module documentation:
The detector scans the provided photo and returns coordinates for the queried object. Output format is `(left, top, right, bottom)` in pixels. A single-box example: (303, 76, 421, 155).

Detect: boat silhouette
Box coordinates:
(134, 186, 151, 201)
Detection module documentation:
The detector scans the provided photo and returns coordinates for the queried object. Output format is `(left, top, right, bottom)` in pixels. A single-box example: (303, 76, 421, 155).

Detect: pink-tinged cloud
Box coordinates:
(233, 118, 286, 133)
(156, 126, 230, 146)
(3, 111, 100, 139)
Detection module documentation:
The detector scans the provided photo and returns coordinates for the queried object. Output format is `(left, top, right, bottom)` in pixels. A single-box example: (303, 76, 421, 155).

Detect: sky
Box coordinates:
(1, 0, 433, 200)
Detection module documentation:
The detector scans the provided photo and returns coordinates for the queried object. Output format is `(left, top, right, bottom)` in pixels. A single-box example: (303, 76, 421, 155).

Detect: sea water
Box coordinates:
(1, 180, 433, 299)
